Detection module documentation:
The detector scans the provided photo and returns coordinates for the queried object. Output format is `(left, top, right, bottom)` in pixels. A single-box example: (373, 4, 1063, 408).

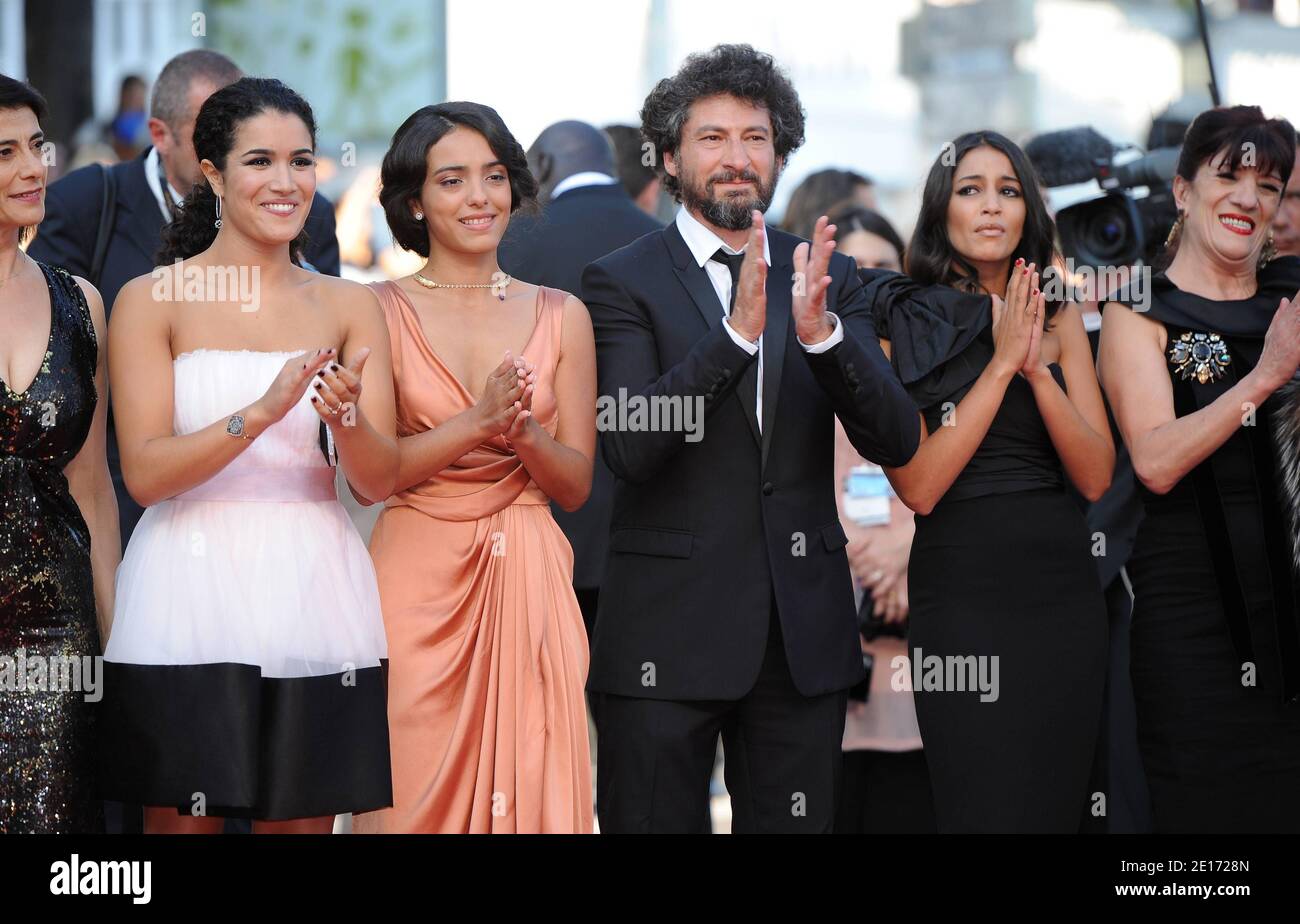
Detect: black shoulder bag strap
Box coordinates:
(90, 163, 118, 288)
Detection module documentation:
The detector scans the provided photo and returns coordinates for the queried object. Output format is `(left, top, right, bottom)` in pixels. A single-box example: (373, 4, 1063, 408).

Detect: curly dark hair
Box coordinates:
(906, 130, 1062, 328)
(156, 77, 317, 266)
(380, 102, 538, 258)
(640, 44, 806, 202)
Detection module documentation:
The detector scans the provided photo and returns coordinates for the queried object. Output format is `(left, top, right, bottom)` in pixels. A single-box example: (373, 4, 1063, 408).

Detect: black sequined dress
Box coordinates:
(1, 261, 103, 833)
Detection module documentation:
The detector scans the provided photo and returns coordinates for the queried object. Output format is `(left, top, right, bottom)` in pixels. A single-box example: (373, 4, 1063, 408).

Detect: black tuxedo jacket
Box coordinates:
(27, 149, 341, 546)
(499, 183, 662, 589)
(581, 221, 920, 700)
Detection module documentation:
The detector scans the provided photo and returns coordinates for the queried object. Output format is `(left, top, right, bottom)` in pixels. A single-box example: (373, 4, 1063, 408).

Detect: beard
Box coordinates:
(678, 163, 779, 230)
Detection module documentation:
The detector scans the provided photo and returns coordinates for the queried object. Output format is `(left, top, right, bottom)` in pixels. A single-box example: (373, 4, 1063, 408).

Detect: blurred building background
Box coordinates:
(2, 0, 1298, 272)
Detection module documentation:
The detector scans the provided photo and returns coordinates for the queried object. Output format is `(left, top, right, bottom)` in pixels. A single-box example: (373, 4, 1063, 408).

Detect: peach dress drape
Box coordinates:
(354, 282, 592, 833)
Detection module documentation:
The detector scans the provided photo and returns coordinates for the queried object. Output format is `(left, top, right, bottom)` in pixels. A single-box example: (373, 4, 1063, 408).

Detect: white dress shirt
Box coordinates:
(550, 171, 619, 200)
(144, 146, 185, 221)
(673, 206, 844, 433)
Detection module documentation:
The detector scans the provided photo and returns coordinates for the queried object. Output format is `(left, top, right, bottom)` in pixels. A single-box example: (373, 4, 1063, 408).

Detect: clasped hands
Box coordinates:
(990, 258, 1050, 383)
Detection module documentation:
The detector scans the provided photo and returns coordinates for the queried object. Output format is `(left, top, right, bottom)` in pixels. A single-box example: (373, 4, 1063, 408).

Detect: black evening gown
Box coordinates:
(868, 271, 1108, 832)
(1110, 256, 1300, 833)
(0, 262, 103, 833)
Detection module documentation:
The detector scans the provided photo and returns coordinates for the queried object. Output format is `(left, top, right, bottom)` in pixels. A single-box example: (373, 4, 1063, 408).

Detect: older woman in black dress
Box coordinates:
(1098, 106, 1300, 832)
(869, 131, 1113, 831)
(0, 76, 119, 833)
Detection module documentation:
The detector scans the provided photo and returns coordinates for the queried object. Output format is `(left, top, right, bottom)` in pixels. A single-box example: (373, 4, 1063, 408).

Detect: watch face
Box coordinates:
(227, 414, 245, 437)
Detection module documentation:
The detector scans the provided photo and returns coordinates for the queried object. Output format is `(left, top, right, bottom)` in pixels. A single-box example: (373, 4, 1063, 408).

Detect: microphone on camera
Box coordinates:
(1024, 127, 1117, 188)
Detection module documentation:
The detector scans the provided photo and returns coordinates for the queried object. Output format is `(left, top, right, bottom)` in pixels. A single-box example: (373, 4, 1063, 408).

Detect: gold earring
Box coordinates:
(1259, 231, 1277, 269)
(1164, 211, 1185, 250)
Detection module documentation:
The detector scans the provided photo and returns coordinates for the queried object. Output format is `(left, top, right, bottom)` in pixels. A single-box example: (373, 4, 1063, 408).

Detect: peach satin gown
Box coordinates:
(354, 281, 593, 833)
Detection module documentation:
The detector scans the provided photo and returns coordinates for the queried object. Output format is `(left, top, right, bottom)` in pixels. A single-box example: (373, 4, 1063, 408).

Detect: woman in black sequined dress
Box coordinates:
(0, 77, 119, 833)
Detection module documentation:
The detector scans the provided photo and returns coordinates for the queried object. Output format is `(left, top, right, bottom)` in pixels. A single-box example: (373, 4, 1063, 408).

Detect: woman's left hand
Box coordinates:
(1020, 285, 1050, 382)
(876, 580, 909, 624)
(503, 376, 538, 447)
(311, 347, 369, 426)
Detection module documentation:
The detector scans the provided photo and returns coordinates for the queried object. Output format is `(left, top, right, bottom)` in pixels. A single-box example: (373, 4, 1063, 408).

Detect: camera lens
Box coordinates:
(1082, 201, 1131, 264)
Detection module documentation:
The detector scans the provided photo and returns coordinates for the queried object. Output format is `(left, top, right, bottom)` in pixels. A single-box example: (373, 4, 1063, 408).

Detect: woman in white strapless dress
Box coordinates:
(98, 78, 399, 834)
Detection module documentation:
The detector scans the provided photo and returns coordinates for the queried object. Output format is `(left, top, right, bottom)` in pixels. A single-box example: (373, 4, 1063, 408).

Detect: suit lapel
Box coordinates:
(664, 221, 724, 333)
(662, 222, 761, 448)
(118, 155, 166, 266)
(761, 239, 792, 470)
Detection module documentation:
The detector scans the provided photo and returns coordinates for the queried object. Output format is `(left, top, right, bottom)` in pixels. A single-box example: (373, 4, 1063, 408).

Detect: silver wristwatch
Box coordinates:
(226, 413, 252, 440)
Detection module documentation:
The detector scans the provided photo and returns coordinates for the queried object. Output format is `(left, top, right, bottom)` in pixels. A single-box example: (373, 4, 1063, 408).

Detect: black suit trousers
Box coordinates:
(595, 603, 847, 833)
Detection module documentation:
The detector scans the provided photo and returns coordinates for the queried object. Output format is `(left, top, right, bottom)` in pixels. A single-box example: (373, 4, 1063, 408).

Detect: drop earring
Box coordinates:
(1164, 211, 1184, 250)
(1260, 231, 1277, 268)
(214, 194, 223, 230)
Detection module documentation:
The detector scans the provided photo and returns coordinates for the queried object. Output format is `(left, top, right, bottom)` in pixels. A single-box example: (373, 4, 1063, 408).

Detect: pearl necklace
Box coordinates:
(413, 272, 511, 301)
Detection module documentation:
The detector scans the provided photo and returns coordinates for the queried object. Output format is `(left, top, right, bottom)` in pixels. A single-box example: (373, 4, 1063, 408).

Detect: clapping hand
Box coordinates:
(1256, 288, 1300, 391)
(792, 215, 838, 345)
(729, 211, 768, 343)
(310, 347, 370, 425)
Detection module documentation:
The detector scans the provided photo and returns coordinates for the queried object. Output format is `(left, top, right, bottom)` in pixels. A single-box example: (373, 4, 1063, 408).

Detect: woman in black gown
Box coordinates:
(1098, 106, 1300, 832)
(869, 131, 1113, 832)
(0, 76, 119, 833)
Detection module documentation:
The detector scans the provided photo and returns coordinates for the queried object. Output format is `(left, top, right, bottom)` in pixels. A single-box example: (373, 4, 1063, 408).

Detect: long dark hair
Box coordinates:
(906, 130, 1061, 324)
(156, 77, 317, 265)
(379, 101, 537, 258)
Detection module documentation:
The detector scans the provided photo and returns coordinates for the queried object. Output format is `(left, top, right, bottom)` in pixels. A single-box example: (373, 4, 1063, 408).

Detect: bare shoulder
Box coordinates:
(311, 272, 384, 320)
(1101, 299, 1166, 350)
(111, 270, 174, 328)
(509, 279, 541, 302)
(1053, 300, 1084, 330)
(561, 291, 592, 323)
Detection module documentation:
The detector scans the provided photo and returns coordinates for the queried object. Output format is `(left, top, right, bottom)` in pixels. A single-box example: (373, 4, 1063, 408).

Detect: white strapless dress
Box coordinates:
(100, 349, 392, 821)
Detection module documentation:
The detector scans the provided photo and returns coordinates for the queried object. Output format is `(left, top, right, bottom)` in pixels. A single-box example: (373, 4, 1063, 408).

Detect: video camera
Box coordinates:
(1025, 127, 1181, 268)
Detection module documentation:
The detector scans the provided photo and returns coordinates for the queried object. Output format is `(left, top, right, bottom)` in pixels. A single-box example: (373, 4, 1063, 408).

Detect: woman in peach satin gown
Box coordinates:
(354, 102, 596, 833)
